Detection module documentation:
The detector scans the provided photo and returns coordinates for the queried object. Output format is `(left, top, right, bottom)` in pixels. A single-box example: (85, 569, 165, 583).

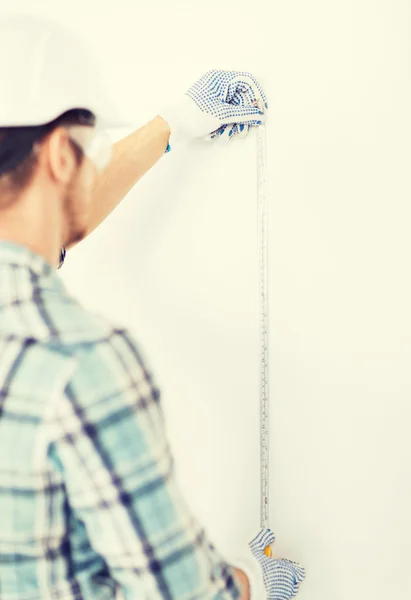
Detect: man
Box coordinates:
(0, 14, 306, 600)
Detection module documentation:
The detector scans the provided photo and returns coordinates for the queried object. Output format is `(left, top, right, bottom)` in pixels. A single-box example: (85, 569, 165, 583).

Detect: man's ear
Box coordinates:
(44, 127, 77, 185)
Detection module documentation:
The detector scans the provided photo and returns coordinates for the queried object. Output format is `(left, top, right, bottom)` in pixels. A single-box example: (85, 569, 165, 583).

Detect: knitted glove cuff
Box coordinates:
(158, 94, 222, 150)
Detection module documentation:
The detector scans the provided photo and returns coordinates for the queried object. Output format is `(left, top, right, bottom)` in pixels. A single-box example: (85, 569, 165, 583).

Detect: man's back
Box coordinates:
(0, 240, 243, 599)
(0, 240, 125, 599)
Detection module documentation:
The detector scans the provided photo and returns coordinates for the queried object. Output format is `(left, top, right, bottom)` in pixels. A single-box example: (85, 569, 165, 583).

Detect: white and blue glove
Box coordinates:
(249, 528, 306, 599)
(158, 69, 268, 151)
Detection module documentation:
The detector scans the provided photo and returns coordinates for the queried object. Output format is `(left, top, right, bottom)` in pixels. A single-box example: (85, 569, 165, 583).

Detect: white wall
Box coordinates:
(3, 1, 411, 598)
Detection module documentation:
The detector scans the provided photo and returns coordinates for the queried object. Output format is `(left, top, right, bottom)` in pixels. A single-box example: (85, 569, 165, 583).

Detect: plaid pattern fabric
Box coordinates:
(0, 240, 241, 600)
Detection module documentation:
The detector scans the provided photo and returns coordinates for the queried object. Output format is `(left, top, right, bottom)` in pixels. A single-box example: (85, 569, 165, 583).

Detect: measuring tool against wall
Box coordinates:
(255, 98, 272, 559)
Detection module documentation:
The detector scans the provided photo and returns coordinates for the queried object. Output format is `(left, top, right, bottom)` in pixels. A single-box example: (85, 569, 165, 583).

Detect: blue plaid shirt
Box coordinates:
(0, 240, 244, 600)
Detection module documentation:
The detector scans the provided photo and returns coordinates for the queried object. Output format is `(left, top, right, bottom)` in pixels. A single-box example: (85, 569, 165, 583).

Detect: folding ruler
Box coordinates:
(256, 99, 272, 558)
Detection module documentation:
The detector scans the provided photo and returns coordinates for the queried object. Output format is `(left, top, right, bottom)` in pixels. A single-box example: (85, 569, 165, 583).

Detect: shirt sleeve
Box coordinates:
(48, 327, 243, 599)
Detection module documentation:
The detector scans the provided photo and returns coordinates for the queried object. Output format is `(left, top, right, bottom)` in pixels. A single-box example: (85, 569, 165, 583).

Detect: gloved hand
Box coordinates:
(157, 69, 268, 150)
(249, 528, 306, 599)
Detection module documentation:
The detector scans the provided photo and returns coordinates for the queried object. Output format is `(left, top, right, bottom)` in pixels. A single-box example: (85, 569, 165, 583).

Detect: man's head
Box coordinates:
(0, 14, 129, 267)
(0, 108, 101, 254)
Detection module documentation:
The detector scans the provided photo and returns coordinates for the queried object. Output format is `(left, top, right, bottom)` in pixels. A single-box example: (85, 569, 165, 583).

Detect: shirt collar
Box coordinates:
(0, 239, 65, 290)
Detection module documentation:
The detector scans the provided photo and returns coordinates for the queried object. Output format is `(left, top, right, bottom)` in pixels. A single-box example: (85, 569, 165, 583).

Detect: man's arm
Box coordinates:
(233, 568, 250, 599)
(48, 327, 249, 598)
(66, 115, 170, 250)
(65, 66, 267, 253)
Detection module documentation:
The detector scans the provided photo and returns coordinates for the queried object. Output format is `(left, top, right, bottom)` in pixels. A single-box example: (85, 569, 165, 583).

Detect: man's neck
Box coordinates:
(0, 187, 62, 269)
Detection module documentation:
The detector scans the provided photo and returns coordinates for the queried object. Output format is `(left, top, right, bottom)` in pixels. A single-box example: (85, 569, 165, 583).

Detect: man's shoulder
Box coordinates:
(0, 282, 152, 384)
(23, 306, 141, 394)
(40, 311, 156, 412)
(40, 297, 132, 357)
(39, 298, 148, 375)
(2, 287, 130, 355)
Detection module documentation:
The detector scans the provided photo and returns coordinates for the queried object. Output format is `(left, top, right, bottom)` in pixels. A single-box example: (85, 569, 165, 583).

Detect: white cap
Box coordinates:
(0, 14, 131, 129)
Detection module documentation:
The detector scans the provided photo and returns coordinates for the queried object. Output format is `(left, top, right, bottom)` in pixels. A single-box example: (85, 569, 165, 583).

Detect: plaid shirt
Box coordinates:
(0, 240, 245, 600)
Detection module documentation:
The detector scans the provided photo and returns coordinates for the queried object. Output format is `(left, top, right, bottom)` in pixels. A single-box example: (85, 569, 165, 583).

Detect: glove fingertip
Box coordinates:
(237, 123, 249, 139)
(282, 559, 307, 583)
(294, 565, 306, 582)
(265, 527, 276, 541)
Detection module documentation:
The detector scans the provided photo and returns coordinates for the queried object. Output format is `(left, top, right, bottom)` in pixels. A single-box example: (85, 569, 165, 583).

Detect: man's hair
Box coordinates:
(0, 108, 95, 207)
